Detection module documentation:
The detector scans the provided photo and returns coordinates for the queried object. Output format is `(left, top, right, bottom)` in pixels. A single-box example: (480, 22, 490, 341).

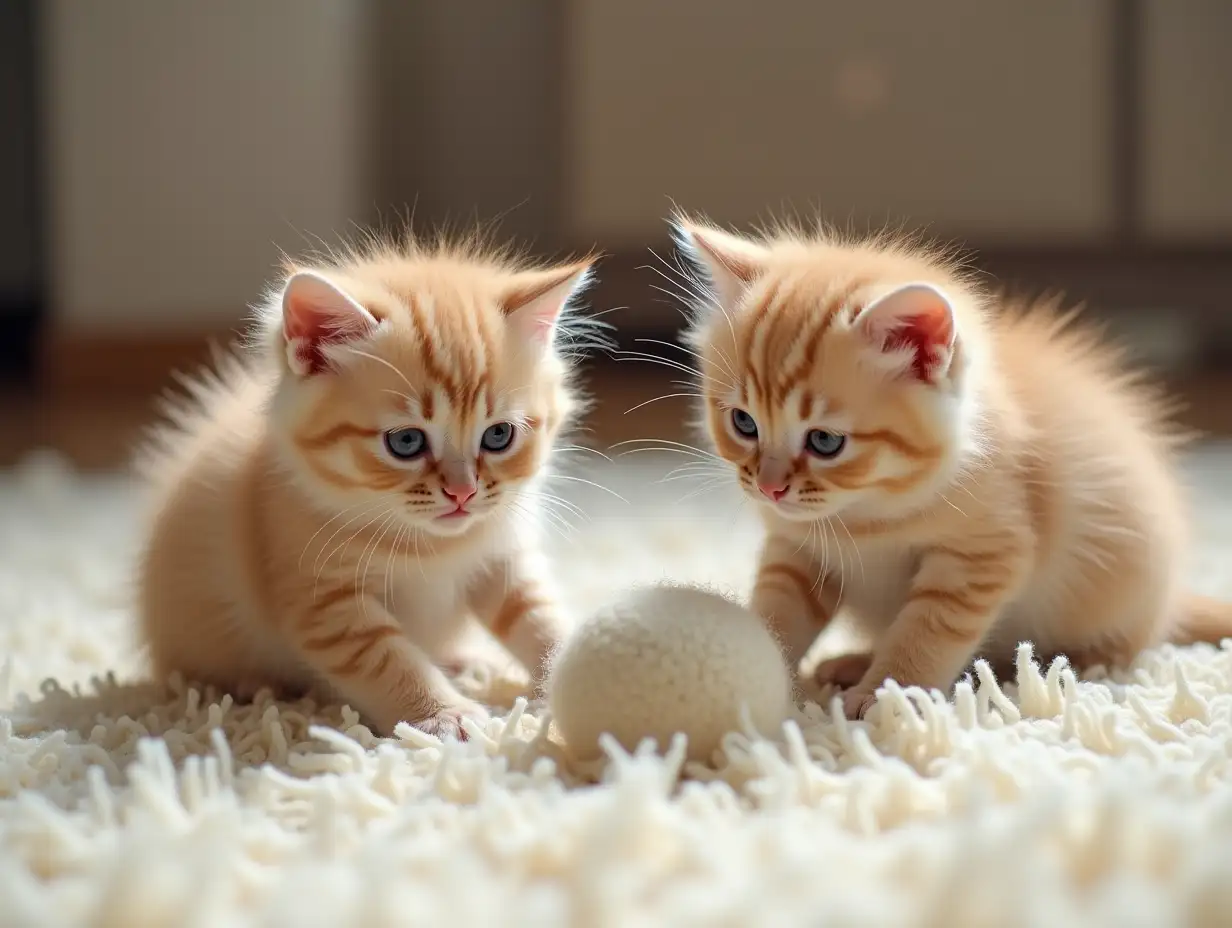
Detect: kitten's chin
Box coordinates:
(412, 504, 504, 538)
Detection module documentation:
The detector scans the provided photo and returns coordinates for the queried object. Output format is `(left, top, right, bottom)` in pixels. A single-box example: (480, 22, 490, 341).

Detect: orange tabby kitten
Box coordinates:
(672, 214, 1232, 719)
(137, 234, 597, 738)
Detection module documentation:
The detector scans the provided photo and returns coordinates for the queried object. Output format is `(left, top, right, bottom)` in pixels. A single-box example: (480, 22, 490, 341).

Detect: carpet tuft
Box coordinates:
(2, 447, 1232, 926)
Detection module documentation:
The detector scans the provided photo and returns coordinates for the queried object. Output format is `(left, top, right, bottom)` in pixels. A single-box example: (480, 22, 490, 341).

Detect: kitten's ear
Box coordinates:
(854, 283, 957, 383)
(280, 270, 378, 376)
(672, 219, 769, 309)
(501, 260, 594, 346)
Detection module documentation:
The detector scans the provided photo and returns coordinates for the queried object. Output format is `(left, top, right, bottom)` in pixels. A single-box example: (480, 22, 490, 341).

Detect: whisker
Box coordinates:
(311, 498, 398, 579)
(356, 511, 399, 618)
(833, 515, 865, 583)
(298, 494, 397, 570)
(623, 392, 704, 416)
(339, 347, 419, 397)
(545, 473, 627, 503)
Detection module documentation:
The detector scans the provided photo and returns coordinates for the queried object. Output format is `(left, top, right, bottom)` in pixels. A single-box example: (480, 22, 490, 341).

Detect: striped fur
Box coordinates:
(673, 213, 1232, 719)
(136, 232, 601, 738)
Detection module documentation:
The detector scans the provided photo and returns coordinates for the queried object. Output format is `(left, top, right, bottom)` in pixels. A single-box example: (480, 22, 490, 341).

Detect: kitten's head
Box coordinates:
(673, 216, 985, 524)
(259, 236, 598, 538)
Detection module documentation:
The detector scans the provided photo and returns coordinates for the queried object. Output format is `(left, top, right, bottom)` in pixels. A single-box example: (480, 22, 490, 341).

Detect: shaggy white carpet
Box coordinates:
(2, 445, 1232, 927)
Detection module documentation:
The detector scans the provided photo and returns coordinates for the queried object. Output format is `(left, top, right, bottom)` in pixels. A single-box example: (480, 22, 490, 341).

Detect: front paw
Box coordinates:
(841, 687, 877, 720)
(410, 700, 490, 741)
(813, 652, 874, 690)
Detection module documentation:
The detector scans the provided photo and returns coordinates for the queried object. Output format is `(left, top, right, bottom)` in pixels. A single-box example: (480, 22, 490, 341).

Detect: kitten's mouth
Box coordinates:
(437, 507, 472, 520)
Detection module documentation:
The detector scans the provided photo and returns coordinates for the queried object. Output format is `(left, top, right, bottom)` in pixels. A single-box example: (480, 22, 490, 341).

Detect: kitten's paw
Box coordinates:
(411, 700, 490, 742)
(438, 652, 512, 681)
(841, 688, 877, 720)
(814, 653, 874, 690)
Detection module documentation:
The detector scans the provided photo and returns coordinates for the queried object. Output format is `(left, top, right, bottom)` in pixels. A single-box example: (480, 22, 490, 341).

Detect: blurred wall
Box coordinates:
(1141, 1, 1232, 239)
(38, 0, 1232, 341)
(566, 0, 1114, 247)
(42, 0, 374, 334)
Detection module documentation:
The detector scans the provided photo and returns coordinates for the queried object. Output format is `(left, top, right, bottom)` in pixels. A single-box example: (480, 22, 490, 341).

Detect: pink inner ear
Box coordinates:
(883, 312, 953, 382)
(281, 272, 375, 375)
(859, 284, 956, 383)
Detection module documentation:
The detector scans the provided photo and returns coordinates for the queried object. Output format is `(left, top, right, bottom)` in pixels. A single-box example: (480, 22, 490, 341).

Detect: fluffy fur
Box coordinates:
(136, 232, 602, 738)
(671, 213, 1232, 719)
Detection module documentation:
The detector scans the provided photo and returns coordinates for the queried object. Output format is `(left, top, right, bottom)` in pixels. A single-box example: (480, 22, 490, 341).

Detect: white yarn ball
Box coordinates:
(548, 584, 795, 762)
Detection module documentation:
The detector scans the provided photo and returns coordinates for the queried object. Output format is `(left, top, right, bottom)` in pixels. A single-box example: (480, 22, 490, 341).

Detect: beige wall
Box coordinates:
(43, 0, 374, 333)
(566, 0, 1114, 247)
(1141, 0, 1232, 240)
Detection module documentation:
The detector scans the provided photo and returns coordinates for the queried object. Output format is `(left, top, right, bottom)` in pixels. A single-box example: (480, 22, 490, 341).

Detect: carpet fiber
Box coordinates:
(2, 446, 1232, 927)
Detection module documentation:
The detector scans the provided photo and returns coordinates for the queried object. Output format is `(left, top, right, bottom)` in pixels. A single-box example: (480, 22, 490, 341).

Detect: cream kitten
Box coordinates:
(672, 214, 1232, 719)
(136, 234, 598, 738)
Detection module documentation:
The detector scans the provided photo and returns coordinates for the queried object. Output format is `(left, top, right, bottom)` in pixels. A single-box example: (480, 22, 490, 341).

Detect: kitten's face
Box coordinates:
(267, 252, 588, 538)
(678, 221, 977, 524)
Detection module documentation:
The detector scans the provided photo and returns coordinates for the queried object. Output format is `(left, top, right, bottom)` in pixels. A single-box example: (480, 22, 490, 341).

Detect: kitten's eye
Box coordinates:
(480, 421, 516, 453)
(731, 409, 758, 438)
(806, 429, 846, 458)
(384, 427, 428, 460)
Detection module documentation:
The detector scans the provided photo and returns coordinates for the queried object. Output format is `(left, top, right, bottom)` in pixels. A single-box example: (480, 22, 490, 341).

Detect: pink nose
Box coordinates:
(444, 484, 476, 506)
(758, 481, 789, 502)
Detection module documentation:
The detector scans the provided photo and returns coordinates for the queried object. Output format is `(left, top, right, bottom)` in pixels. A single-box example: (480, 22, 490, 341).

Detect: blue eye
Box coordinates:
(731, 409, 758, 438)
(806, 430, 846, 458)
(480, 421, 515, 453)
(384, 427, 428, 460)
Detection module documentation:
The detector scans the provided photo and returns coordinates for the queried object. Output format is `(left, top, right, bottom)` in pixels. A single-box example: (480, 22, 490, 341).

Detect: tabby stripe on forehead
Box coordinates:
(476, 317, 498, 417)
(772, 281, 864, 403)
(405, 292, 464, 400)
(740, 279, 781, 402)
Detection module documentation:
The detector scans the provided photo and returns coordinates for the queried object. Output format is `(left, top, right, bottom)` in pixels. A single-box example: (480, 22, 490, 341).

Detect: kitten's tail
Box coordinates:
(1169, 593, 1232, 646)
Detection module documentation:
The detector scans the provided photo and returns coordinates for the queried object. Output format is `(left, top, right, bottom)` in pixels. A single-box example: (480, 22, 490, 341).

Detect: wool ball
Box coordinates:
(548, 584, 795, 762)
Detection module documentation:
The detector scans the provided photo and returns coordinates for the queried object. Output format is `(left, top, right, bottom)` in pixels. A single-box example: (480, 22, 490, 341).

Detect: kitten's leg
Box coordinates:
(842, 540, 1029, 719)
(813, 652, 874, 690)
(750, 532, 842, 672)
(289, 593, 486, 738)
(469, 552, 567, 688)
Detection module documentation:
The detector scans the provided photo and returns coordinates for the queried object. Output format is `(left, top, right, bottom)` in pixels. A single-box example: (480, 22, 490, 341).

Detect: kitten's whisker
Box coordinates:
(555, 444, 613, 463)
(544, 473, 627, 503)
(380, 388, 418, 407)
(823, 517, 844, 602)
(675, 478, 730, 504)
(834, 515, 865, 583)
(610, 437, 720, 459)
(623, 392, 704, 416)
(316, 506, 393, 597)
(298, 494, 397, 570)
(339, 347, 419, 397)
(385, 524, 407, 609)
(612, 349, 734, 393)
(356, 512, 398, 618)
(310, 497, 398, 578)
(525, 490, 588, 524)
(635, 337, 737, 384)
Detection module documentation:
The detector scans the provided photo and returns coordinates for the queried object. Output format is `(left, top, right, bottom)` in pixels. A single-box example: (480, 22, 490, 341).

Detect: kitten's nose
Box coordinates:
(443, 484, 477, 506)
(758, 480, 789, 502)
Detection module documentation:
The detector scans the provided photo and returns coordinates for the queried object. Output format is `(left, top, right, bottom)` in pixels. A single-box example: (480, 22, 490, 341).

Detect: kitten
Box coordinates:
(136, 233, 598, 738)
(671, 214, 1232, 719)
